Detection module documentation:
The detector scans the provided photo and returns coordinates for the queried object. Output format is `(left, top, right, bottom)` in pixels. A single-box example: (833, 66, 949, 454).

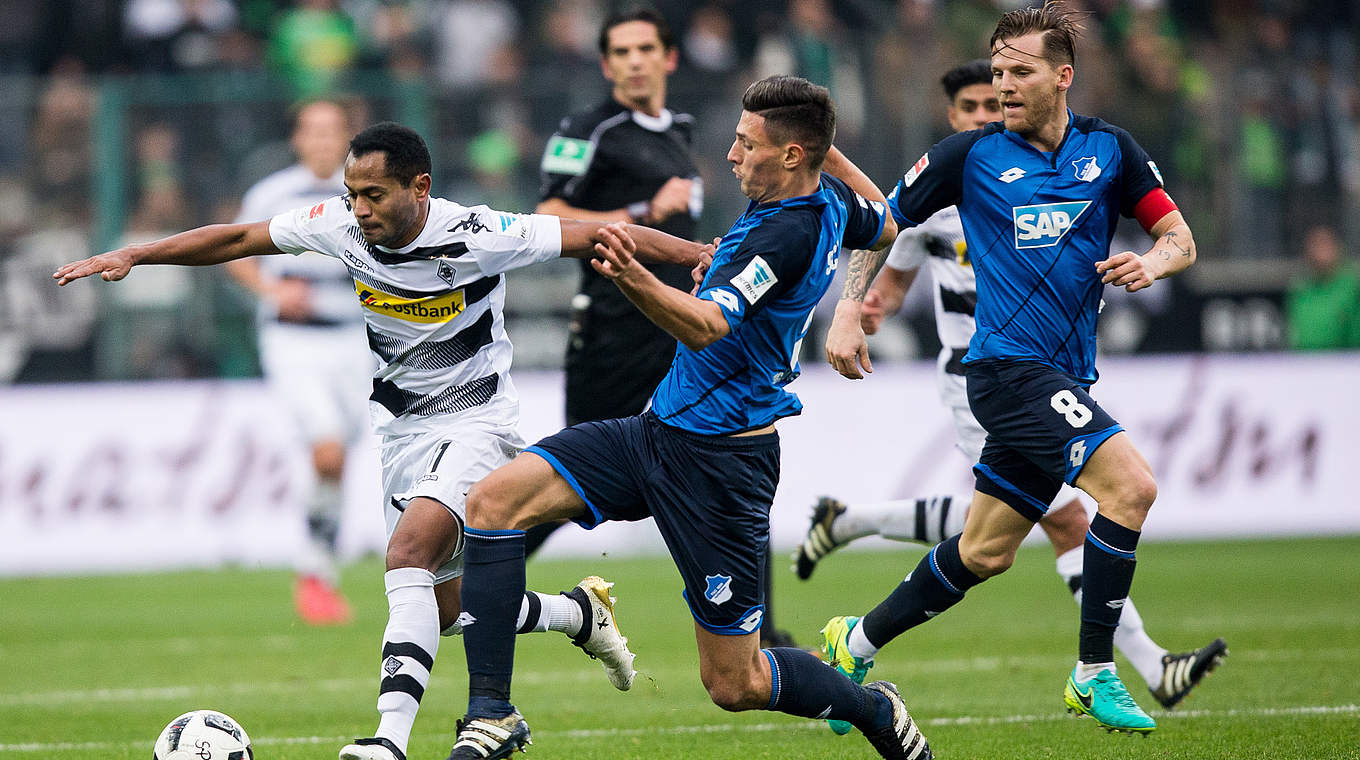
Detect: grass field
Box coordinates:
(2, 536, 1357, 760)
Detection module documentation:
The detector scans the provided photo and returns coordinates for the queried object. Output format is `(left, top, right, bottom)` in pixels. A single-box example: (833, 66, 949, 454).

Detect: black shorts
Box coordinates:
(526, 412, 779, 635)
(965, 359, 1122, 522)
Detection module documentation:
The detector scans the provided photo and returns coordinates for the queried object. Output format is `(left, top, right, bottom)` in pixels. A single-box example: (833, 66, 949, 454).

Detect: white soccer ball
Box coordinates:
(153, 709, 254, 760)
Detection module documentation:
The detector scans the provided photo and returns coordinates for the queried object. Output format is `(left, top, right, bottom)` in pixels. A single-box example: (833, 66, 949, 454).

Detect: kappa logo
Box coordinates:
(1072, 156, 1102, 182)
(998, 167, 1026, 183)
(437, 260, 456, 286)
(731, 255, 777, 305)
(704, 574, 733, 605)
(449, 213, 490, 235)
(1013, 200, 1091, 249)
(902, 153, 930, 187)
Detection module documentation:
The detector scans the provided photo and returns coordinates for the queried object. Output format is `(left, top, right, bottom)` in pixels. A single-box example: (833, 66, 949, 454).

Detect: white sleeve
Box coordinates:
(267, 197, 347, 258)
(884, 224, 927, 273)
(462, 207, 563, 276)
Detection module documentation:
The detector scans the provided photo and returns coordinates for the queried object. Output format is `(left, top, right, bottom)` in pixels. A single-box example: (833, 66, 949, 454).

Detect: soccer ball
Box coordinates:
(153, 709, 254, 760)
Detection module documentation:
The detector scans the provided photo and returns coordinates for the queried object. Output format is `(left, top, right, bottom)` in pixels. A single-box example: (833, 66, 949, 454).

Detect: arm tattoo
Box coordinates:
(840, 247, 889, 301)
(1158, 249, 1172, 261)
(1164, 229, 1192, 258)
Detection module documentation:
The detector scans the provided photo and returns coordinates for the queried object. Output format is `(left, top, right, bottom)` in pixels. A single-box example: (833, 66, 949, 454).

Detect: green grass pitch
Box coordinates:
(2, 536, 1357, 759)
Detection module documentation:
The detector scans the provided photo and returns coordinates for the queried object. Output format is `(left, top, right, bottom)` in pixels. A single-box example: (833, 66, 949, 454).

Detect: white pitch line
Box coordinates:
(0, 704, 1355, 753)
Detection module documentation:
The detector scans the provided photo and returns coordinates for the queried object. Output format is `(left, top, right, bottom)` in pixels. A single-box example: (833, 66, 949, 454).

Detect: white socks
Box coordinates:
(847, 618, 880, 662)
(833, 495, 969, 546)
(516, 591, 584, 637)
(374, 567, 439, 755)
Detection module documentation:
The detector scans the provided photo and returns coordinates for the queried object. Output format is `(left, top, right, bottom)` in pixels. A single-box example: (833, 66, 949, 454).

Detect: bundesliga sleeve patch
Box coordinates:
(903, 153, 930, 187)
(540, 135, 594, 176)
(730, 255, 777, 305)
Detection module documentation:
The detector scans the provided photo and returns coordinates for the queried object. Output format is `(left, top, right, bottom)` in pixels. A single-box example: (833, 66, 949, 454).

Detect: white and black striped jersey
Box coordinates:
(883, 205, 975, 375)
(235, 164, 360, 327)
(268, 196, 562, 435)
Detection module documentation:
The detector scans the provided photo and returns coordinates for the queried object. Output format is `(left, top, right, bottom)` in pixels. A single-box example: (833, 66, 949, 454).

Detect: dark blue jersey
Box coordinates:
(887, 111, 1164, 384)
(650, 173, 885, 434)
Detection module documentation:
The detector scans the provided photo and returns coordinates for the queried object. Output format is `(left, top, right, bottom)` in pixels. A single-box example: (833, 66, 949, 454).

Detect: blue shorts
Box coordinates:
(965, 359, 1122, 522)
(526, 412, 779, 635)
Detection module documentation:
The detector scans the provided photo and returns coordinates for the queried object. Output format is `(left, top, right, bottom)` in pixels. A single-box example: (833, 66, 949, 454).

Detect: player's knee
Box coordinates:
(465, 479, 516, 530)
(1110, 471, 1157, 517)
(961, 541, 1015, 578)
(384, 531, 436, 573)
(701, 671, 762, 712)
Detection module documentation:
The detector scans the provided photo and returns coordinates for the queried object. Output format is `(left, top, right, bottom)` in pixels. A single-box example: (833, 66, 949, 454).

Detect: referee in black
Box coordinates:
(532, 6, 796, 648)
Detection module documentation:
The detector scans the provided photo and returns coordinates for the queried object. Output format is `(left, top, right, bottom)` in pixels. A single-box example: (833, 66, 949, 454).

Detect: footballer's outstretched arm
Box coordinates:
(54, 221, 281, 285)
(1096, 209, 1196, 292)
(590, 223, 729, 351)
(558, 218, 707, 268)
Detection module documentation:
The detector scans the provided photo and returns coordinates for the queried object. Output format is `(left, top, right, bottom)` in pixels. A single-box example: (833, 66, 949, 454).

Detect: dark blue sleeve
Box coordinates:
(697, 217, 816, 327)
(1110, 125, 1164, 217)
(886, 129, 979, 228)
(821, 173, 886, 250)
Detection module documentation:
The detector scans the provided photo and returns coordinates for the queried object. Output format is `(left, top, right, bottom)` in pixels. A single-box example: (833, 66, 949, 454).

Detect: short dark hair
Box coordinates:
(598, 6, 674, 56)
(941, 59, 993, 100)
(741, 75, 836, 170)
(990, 1, 1085, 68)
(348, 122, 431, 186)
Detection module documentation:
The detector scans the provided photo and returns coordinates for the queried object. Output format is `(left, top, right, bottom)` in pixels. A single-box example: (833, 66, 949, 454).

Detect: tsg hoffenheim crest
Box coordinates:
(704, 574, 733, 605)
(1072, 156, 1101, 182)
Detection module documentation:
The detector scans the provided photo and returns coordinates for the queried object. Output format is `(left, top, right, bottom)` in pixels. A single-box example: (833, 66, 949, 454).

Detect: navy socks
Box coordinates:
(461, 528, 527, 718)
(1079, 513, 1140, 663)
(763, 647, 890, 731)
(861, 533, 983, 648)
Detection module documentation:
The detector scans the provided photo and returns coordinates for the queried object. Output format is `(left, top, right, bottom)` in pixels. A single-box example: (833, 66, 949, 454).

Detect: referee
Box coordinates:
(533, 7, 796, 648)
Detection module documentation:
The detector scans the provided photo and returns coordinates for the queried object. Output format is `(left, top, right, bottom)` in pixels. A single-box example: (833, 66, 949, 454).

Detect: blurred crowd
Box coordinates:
(2, 0, 1358, 382)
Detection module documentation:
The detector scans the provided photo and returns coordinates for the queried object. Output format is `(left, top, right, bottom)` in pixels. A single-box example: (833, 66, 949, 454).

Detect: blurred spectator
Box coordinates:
(267, 0, 360, 96)
(751, 0, 865, 137)
(430, 0, 521, 91)
(123, 0, 241, 71)
(28, 63, 94, 228)
(1285, 223, 1360, 350)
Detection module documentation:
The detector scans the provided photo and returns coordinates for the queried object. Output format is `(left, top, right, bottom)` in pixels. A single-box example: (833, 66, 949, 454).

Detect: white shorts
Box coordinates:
(259, 322, 373, 444)
(379, 419, 525, 583)
(938, 365, 1082, 511)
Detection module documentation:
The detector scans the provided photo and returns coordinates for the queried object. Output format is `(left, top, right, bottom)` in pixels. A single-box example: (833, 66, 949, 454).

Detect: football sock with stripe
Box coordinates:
(831, 495, 968, 546)
(860, 533, 983, 652)
(461, 528, 526, 719)
(762, 647, 891, 731)
(301, 478, 343, 582)
(515, 591, 584, 637)
(1056, 547, 1166, 685)
(1080, 513, 1141, 664)
(374, 567, 439, 755)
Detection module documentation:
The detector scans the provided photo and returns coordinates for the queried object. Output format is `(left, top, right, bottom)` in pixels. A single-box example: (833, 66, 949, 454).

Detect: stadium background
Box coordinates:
(0, 2, 1356, 564)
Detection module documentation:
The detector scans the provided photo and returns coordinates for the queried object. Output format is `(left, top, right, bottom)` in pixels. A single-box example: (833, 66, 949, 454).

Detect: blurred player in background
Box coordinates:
(824, 2, 1203, 736)
(797, 60, 1225, 736)
(55, 121, 713, 760)
(226, 98, 369, 625)
(533, 6, 798, 648)
(449, 76, 933, 760)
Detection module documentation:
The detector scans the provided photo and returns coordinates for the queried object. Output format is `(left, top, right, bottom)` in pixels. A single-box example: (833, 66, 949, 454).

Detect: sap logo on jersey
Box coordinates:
(1013, 201, 1091, 249)
(704, 574, 733, 605)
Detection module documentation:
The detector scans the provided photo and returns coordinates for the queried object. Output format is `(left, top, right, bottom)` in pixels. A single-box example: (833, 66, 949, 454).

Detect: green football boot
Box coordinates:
(1064, 666, 1157, 735)
(821, 615, 873, 735)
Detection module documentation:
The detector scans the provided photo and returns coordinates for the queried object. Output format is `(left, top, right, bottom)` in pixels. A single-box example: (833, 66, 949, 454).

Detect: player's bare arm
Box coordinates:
(54, 221, 281, 285)
(825, 245, 893, 380)
(861, 265, 919, 335)
(559, 217, 706, 268)
(1096, 210, 1195, 292)
(591, 223, 729, 350)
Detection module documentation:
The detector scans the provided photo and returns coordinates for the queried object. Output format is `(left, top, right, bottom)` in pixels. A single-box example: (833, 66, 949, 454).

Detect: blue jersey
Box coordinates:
(650, 173, 886, 434)
(887, 111, 1164, 384)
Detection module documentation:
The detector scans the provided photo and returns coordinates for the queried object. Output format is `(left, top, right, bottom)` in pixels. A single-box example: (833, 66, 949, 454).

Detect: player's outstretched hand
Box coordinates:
(1096, 250, 1158, 292)
(53, 247, 139, 286)
(861, 289, 887, 335)
(591, 222, 639, 280)
(825, 299, 873, 380)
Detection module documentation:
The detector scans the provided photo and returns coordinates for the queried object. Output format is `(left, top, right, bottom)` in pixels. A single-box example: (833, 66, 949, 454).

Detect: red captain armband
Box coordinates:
(1132, 187, 1178, 233)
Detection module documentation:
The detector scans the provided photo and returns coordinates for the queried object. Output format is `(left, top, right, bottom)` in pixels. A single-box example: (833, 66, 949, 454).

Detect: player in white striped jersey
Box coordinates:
(55, 122, 707, 760)
(226, 99, 373, 626)
(796, 60, 1225, 713)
